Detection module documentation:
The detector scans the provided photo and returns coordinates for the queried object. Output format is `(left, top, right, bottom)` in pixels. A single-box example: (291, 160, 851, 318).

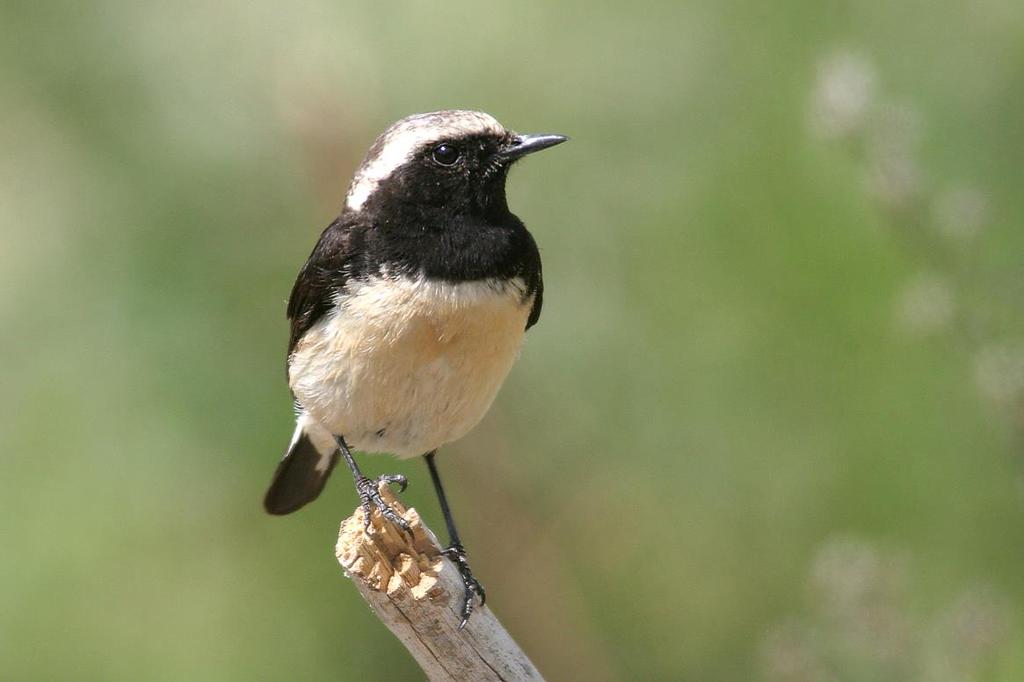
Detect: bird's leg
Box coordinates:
(424, 451, 485, 628)
(336, 435, 412, 536)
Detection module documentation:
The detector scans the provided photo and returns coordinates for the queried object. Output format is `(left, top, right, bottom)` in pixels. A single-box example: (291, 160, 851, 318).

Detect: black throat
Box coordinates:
(352, 165, 541, 286)
(285, 128, 547, 357)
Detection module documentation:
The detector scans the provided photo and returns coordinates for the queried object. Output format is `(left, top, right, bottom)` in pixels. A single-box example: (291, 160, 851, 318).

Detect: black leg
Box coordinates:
(336, 435, 411, 536)
(424, 451, 485, 628)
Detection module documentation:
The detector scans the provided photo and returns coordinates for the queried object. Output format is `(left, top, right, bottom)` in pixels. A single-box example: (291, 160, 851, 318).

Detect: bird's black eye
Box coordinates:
(431, 143, 460, 166)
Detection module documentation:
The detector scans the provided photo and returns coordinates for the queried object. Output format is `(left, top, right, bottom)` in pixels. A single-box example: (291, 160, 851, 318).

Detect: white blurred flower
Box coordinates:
(762, 539, 1016, 680)
(894, 272, 956, 337)
(973, 343, 1024, 407)
(809, 50, 877, 140)
(809, 536, 911, 662)
(759, 621, 835, 682)
(931, 185, 989, 242)
(923, 585, 1013, 682)
(866, 102, 924, 211)
(810, 536, 886, 614)
(943, 587, 1012, 662)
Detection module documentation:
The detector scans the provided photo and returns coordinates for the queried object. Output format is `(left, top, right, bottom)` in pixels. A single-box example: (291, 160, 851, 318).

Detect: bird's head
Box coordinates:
(345, 110, 566, 221)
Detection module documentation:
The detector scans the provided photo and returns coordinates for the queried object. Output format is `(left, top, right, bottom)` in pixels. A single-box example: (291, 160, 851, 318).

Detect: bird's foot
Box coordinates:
(442, 543, 486, 629)
(355, 474, 412, 537)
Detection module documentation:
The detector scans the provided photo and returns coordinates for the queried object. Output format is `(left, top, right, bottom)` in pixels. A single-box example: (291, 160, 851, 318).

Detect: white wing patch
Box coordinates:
(287, 411, 340, 472)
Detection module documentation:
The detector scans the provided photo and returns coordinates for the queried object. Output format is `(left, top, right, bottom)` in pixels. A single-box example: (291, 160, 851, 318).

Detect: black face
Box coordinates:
(340, 117, 564, 293)
(286, 114, 563, 352)
(362, 132, 518, 221)
(345, 129, 540, 288)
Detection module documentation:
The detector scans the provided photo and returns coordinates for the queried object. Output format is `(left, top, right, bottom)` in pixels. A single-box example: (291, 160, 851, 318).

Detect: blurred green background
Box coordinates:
(4, 0, 1024, 679)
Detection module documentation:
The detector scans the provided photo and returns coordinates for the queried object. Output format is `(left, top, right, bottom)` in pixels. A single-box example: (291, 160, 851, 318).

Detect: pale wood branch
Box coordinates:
(335, 482, 545, 681)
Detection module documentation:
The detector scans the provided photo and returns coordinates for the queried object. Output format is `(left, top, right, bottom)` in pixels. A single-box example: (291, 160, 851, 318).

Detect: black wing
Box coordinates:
(286, 216, 360, 356)
(526, 275, 543, 330)
(522, 227, 543, 330)
(263, 426, 339, 515)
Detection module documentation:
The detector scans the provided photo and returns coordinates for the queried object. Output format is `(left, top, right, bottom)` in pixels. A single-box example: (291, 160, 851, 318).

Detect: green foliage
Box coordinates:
(3, 1, 1024, 679)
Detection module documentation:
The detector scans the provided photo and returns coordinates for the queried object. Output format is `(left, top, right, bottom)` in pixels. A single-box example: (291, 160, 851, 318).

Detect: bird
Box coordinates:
(263, 110, 567, 627)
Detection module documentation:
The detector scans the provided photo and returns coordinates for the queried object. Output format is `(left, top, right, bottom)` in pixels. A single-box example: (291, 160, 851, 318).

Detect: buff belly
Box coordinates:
(288, 276, 531, 459)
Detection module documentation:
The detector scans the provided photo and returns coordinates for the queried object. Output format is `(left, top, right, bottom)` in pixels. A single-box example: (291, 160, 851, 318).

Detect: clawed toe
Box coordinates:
(443, 544, 486, 629)
(377, 473, 408, 493)
(356, 475, 413, 537)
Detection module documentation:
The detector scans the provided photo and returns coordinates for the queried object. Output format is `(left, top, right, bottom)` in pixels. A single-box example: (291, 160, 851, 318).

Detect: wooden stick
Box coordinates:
(335, 482, 545, 682)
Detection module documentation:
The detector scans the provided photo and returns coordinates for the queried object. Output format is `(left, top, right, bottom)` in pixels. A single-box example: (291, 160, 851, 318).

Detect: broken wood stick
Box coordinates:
(335, 482, 544, 681)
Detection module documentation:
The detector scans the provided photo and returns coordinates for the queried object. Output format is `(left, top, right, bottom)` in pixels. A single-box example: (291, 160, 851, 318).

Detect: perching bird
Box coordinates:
(264, 110, 566, 626)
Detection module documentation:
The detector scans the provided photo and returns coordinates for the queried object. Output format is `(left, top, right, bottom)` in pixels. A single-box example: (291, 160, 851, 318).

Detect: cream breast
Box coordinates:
(288, 275, 531, 458)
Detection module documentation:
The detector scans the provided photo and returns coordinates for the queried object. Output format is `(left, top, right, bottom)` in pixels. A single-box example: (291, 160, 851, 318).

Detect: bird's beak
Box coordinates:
(499, 133, 568, 161)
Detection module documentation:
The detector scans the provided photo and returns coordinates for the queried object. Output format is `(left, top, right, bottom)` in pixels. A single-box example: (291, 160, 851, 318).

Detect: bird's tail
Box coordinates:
(264, 413, 339, 515)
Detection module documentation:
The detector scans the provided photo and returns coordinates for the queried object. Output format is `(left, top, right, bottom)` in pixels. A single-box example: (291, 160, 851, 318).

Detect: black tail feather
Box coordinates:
(264, 431, 339, 515)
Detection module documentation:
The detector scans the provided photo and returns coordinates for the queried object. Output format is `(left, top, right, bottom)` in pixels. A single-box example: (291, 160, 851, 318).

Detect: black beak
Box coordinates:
(499, 133, 568, 161)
